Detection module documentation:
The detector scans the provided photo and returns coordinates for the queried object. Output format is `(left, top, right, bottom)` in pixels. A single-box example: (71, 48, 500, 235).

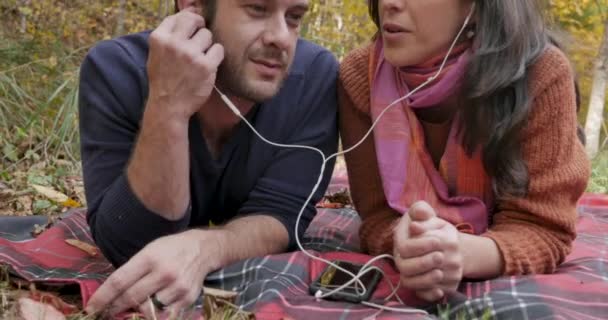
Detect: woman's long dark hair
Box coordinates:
(368, 0, 553, 199)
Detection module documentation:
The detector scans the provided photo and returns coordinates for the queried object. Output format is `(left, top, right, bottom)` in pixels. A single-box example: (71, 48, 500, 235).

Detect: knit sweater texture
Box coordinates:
(338, 44, 591, 275)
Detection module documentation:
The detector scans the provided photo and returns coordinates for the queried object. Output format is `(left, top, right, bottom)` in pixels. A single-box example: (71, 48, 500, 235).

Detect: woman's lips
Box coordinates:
(382, 22, 410, 43)
(382, 22, 408, 33)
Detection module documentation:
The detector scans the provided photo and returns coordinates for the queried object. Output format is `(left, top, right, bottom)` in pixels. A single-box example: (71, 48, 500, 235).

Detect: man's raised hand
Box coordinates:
(146, 10, 224, 123)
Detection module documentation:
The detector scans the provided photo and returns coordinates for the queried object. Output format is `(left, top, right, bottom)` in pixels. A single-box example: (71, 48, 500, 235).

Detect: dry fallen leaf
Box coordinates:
(15, 196, 33, 215)
(31, 184, 69, 203)
(32, 224, 47, 237)
(0, 188, 14, 202)
(317, 202, 345, 209)
(202, 287, 254, 320)
(28, 291, 79, 316)
(203, 287, 238, 300)
(60, 198, 81, 208)
(18, 297, 66, 320)
(64, 239, 99, 257)
(31, 216, 60, 237)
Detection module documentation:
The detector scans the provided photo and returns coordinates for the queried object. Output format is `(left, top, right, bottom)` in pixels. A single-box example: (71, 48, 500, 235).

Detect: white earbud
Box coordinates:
(315, 290, 323, 299)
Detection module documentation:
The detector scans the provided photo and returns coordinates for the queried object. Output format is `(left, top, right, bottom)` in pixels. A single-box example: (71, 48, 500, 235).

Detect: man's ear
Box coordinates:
(176, 0, 202, 14)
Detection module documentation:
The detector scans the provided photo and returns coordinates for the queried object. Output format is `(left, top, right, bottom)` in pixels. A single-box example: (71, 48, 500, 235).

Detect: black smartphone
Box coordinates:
(309, 260, 383, 303)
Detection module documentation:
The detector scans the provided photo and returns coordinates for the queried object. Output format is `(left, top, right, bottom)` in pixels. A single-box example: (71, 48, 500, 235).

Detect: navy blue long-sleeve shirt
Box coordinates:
(78, 31, 339, 267)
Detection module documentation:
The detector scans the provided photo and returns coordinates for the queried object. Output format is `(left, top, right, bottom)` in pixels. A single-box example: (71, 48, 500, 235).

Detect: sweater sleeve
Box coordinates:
(482, 49, 591, 275)
(338, 46, 400, 255)
(79, 39, 190, 267)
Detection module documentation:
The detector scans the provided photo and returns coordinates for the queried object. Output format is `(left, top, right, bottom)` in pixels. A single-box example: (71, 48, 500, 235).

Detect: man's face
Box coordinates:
(209, 0, 309, 102)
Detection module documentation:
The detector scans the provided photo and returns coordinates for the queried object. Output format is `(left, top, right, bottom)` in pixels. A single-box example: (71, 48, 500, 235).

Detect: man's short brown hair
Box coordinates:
(174, 0, 216, 25)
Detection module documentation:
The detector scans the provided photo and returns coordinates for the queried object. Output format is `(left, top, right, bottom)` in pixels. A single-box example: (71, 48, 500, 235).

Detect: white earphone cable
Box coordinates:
(213, 3, 475, 315)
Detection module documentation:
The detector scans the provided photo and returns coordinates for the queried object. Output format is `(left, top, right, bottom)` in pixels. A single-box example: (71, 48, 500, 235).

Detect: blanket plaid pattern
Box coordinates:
(0, 193, 607, 319)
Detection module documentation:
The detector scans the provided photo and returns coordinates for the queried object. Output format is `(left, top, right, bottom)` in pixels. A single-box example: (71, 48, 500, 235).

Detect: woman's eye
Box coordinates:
(287, 13, 304, 27)
(247, 4, 267, 16)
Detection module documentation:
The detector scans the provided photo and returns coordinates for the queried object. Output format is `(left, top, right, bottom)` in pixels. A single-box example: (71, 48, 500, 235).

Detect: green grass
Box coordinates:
(0, 37, 83, 177)
(0, 25, 607, 320)
(438, 302, 495, 320)
(588, 149, 608, 194)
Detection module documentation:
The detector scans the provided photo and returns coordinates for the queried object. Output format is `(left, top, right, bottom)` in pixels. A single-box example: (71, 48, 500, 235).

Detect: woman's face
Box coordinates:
(379, 0, 474, 67)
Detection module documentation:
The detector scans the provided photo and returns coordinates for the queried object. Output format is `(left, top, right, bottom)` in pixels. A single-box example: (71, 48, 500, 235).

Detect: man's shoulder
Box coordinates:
(79, 31, 153, 123)
(85, 31, 152, 71)
(290, 39, 338, 77)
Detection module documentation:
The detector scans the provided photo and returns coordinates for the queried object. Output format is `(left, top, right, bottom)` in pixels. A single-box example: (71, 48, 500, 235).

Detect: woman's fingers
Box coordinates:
(415, 288, 445, 302)
(408, 201, 437, 222)
(395, 235, 442, 260)
(400, 269, 444, 290)
(409, 218, 447, 237)
(395, 250, 444, 276)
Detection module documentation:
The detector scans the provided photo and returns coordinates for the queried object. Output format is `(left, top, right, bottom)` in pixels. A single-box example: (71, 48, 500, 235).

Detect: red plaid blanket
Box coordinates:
(1, 193, 607, 319)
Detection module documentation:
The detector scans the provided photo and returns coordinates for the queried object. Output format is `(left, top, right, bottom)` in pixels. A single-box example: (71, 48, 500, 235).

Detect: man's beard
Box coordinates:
(215, 45, 290, 103)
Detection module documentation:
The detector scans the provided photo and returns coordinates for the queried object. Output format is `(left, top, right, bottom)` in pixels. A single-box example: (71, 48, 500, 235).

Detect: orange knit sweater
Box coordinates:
(338, 44, 591, 275)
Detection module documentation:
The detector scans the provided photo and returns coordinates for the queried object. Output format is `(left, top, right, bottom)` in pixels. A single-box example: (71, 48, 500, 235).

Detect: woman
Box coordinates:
(339, 0, 590, 302)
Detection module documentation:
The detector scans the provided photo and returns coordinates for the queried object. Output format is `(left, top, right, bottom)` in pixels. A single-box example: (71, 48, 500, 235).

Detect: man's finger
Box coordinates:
(155, 14, 177, 35)
(181, 5, 202, 15)
(395, 235, 441, 259)
(395, 251, 444, 277)
(204, 43, 225, 67)
(154, 279, 203, 313)
(107, 272, 170, 315)
(164, 293, 201, 317)
(408, 201, 437, 222)
(138, 293, 183, 320)
(173, 11, 206, 39)
(189, 28, 214, 54)
(85, 256, 151, 314)
(138, 299, 157, 320)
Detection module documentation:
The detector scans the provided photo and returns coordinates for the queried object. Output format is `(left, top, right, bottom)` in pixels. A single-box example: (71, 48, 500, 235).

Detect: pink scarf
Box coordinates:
(369, 38, 493, 234)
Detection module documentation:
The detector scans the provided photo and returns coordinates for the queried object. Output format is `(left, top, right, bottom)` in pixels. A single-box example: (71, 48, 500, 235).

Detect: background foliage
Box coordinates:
(0, 0, 606, 318)
(0, 0, 606, 218)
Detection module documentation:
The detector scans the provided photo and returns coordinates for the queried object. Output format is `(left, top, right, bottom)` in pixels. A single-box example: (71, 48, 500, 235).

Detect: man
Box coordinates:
(78, 0, 338, 316)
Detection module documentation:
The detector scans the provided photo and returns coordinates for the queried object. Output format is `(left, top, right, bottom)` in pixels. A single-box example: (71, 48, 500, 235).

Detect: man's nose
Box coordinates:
(262, 16, 292, 51)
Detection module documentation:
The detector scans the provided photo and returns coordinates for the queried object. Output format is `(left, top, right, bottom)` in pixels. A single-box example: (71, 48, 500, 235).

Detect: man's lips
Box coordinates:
(250, 58, 283, 69)
(250, 58, 285, 78)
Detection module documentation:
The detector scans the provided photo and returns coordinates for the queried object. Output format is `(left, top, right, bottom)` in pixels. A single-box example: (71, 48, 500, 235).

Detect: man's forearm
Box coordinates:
(127, 102, 191, 220)
(195, 215, 290, 272)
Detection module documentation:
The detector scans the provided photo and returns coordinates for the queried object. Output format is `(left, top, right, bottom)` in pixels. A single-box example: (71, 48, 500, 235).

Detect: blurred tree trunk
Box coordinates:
(158, 0, 170, 19)
(585, 18, 608, 158)
(115, 0, 126, 36)
(19, 0, 30, 34)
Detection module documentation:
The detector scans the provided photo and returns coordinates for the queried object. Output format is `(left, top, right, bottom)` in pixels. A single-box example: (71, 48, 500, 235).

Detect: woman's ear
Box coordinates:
(176, 0, 202, 14)
(465, 1, 477, 23)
